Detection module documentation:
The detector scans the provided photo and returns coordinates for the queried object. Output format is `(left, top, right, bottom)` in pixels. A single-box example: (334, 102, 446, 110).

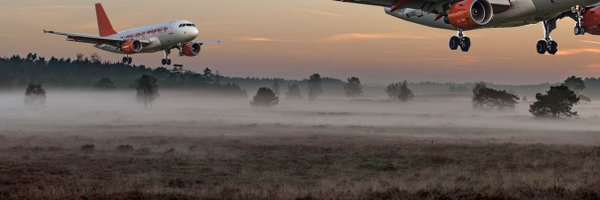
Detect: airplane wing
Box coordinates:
(333, 0, 394, 7)
(195, 39, 224, 45)
(43, 30, 151, 45)
(334, 0, 511, 12)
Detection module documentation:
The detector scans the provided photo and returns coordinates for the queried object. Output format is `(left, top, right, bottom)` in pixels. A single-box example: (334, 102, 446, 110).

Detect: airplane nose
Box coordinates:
(192, 27, 199, 37)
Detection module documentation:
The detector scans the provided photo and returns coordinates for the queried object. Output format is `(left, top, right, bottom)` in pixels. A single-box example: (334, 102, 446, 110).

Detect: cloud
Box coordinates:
(237, 36, 275, 42)
(555, 48, 600, 56)
(298, 8, 342, 17)
(324, 33, 431, 42)
(580, 40, 600, 45)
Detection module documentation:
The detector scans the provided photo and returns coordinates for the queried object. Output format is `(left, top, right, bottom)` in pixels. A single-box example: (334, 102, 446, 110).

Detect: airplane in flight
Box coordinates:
(44, 3, 221, 65)
(335, 0, 600, 55)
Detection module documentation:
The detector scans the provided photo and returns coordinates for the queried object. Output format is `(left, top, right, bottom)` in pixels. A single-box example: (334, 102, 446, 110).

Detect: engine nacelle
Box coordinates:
(181, 42, 202, 57)
(447, 0, 493, 30)
(582, 6, 600, 35)
(120, 40, 142, 54)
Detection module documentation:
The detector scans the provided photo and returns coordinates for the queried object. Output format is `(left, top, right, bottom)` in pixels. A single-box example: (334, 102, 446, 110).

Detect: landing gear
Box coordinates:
(122, 55, 132, 64)
(161, 49, 172, 65)
(536, 19, 558, 55)
(572, 5, 586, 35)
(449, 30, 470, 52)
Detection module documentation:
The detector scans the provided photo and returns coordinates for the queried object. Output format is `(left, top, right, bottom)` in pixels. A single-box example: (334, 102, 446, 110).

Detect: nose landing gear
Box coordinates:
(161, 49, 172, 65)
(449, 30, 471, 52)
(122, 55, 132, 64)
(536, 19, 558, 55)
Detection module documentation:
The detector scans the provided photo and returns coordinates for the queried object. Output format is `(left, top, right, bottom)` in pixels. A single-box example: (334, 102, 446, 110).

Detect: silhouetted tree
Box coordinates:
(564, 76, 585, 92)
(530, 85, 580, 118)
(203, 67, 213, 83)
(272, 79, 280, 96)
(286, 83, 302, 99)
(344, 77, 363, 99)
(251, 87, 278, 106)
(472, 82, 519, 110)
(308, 73, 323, 101)
(386, 81, 413, 102)
(76, 53, 85, 62)
(24, 82, 46, 106)
(90, 53, 102, 64)
(136, 74, 159, 107)
(564, 76, 590, 102)
(94, 78, 116, 90)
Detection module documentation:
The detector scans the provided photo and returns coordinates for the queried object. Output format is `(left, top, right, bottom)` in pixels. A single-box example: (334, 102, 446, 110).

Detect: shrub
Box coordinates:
(251, 87, 278, 106)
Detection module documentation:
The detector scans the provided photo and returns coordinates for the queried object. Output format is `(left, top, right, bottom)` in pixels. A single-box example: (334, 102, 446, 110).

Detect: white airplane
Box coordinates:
(335, 0, 600, 55)
(44, 3, 222, 65)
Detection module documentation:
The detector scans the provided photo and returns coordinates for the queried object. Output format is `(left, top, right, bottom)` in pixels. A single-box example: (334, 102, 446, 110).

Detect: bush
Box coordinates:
(24, 82, 46, 106)
(94, 78, 116, 90)
(251, 87, 278, 106)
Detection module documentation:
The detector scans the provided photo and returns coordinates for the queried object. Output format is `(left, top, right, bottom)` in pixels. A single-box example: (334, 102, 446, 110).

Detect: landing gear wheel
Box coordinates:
(166, 59, 172, 65)
(161, 59, 167, 65)
(122, 57, 128, 64)
(127, 57, 132, 64)
(536, 40, 548, 54)
(449, 36, 460, 50)
(547, 41, 558, 55)
(574, 26, 586, 35)
(460, 37, 471, 52)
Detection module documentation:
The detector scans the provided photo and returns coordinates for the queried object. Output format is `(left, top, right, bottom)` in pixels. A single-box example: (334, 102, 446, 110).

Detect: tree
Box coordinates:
(386, 81, 414, 102)
(308, 73, 323, 101)
(529, 85, 580, 118)
(24, 82, 46, 106)
(564, 76, 590, 102)
(343, 77, 363, 99)
(564, 76, 585, 92)
(136, 74, 159, 107)
(472, 83, 519, 110)
(94, 78, 116, 90)
(272, 79, 280, 96)
(251, 87, 278, 106)
(76, 53, 85, 62)
(286, 83, 302, 99)
(90, 53, 102, 64)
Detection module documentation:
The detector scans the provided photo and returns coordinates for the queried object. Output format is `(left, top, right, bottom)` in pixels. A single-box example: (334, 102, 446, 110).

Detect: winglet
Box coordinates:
(95, 3, 117, 36)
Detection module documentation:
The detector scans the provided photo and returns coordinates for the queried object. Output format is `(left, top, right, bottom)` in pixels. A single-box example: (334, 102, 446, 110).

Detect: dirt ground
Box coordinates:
(1, 91, 600, 199)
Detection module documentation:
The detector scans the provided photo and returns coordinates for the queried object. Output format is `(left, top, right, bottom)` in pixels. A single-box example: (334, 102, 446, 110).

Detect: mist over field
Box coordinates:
(2, 90, 600, 144)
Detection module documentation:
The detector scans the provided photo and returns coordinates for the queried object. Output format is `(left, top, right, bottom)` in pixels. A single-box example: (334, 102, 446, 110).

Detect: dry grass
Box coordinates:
(1, 129, 600, 200)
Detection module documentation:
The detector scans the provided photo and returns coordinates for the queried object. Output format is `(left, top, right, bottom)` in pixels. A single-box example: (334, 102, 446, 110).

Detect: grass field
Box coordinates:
(1, 91, 600, 199)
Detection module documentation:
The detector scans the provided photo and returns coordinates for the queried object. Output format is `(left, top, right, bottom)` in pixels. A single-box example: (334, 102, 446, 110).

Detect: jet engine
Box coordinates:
(120, 40, 142, 54)
(181, 42, 201, 57)
(447, 0, 493, 30)
(582, 6, 600, 35)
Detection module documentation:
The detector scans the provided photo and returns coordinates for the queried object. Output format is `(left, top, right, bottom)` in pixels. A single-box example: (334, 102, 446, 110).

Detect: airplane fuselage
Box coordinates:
(388, 0, 600, 30)
(95, 19, 199, 54)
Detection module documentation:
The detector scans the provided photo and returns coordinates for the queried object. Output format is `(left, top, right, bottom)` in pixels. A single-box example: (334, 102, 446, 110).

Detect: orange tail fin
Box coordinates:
(95, 3, 117, 36)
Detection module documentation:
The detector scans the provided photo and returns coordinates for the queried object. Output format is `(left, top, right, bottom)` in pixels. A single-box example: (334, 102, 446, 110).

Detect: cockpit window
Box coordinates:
(178, 23, 196, 28)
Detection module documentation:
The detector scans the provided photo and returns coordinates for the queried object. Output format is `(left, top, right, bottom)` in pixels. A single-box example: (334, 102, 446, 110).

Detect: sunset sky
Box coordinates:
(1, 0, 600, 84)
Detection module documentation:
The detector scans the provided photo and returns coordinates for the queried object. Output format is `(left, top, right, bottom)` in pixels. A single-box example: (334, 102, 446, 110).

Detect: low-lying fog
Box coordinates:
(1, 90, 600, 145)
